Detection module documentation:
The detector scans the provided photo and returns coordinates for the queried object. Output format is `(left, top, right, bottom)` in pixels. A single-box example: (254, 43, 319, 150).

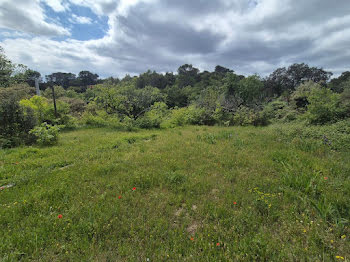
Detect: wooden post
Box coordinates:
(51, 85, 57, 118)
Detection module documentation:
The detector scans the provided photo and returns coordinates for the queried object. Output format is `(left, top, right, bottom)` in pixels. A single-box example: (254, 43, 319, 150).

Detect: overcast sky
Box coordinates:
(0, 0, 349, 78)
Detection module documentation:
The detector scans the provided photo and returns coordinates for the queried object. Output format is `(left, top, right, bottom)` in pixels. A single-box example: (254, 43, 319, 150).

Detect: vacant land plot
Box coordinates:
(0, 126, 349, 261)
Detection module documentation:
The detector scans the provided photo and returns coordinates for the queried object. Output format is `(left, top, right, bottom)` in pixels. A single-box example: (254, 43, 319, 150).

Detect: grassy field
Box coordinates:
(0, 125, 349, 261)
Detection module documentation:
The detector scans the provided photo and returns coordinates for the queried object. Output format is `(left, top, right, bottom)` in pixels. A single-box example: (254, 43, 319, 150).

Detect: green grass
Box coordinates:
(0, 126, 349, 261)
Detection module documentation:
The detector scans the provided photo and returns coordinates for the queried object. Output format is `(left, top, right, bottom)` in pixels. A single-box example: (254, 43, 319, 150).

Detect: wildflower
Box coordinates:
(58, 214, 63, 219)
(118, 195, 122, 199)
(324, 177, 328, 180)
(341, 235, 346, 239)
(132, 187, 136, 191)
(331, 240, 334, 243)
(216, 243, 220, 246)
(233, 202, 237, 205)
(190, 237, 194, 241)
(336, 256, 344, 260)
(303, 229, 307, 233)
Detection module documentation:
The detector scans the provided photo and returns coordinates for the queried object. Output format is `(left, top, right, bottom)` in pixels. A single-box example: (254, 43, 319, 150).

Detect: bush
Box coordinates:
(20, 95, 50, 123)
(81, 110, 123, 129)
(261, 100, 298, 123)
(0, 95, 37, 148)
(60, 97, 86, 116)
(136, 102, 169, 129)
(305, 87, 345, 124)
(29, 123, 60, 146)
(160, 105, 209, 128)
(20, 96, 72, 125)
(270, 120, 350, 151)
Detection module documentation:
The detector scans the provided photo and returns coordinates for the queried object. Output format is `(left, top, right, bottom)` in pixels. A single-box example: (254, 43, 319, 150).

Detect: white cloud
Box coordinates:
(1, 0, 350, 77)
(0, 0, 70, 36)
(42, 0, 69, 12)
(69, 14, 93, 24)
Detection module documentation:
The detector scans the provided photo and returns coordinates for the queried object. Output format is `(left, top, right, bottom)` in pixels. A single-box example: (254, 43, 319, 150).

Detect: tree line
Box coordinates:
(1, 46, 349, 147)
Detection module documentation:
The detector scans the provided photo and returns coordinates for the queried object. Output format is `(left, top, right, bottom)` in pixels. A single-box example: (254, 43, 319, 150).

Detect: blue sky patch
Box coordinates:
(41, 2, 109, 41)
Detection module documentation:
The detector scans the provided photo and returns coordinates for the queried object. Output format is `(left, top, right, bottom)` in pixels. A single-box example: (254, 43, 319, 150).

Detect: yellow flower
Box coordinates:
(303, 229, 307, 233)
(331, 240, 334, 243)
(335, 256, 344, 260)
(341, 235, 346, 239)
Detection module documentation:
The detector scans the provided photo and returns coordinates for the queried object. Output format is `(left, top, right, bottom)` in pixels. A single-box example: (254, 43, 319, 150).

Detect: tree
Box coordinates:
(136, 70, 167, 89)
(177, 64, 200, 88)
(46, 72, 76, 89)
(78, 71, 99, 87)
(236, 75, 264, 106)
(266, 63, 332, 96)
(25, 70, 41, 87)
(215, 65, 233, 74)
(0, 46, 14, 87)
(329, 71, 350, 93)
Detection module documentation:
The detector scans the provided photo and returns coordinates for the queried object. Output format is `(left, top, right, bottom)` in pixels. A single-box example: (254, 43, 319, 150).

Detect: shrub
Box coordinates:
(291, 81, 321, 110)
(81, 110, 123, 129)
(160, 105, 209, 128)
(305, 87, 345, 124)
(20, 96, 72, 125)
(29, 123, 60, 146)
(0, 84, 35, 101)
(232, 106, 255, 126)
(20, 96, 51, 123)
(0, 95, 37, 148)
(60, 97, 86, 116)
(136, 102, 169, 128)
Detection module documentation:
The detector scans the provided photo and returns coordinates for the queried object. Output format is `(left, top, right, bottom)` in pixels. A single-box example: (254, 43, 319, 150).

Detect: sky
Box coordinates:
(0, 0, 350, 78)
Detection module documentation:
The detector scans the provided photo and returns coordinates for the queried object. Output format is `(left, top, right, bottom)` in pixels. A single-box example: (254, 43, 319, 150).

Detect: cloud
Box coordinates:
(69, 14, 93, 24)
(1, 0, 350, 78)
(0, 0, 70, 36)
(42, 0, 69, 12)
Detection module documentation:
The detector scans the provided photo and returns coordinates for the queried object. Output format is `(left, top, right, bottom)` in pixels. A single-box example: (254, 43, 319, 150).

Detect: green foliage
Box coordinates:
(20, 95, 72, 125)
(291, 81, 321, 110)
(236, 75, 264, 105)
(160, 105, 208, 128)
(0, 46, 14, 87)
(81, 110, 122, 129)
(261, 100, 298, 123)
(41, 86, 66, 99)
(272, 120, 350, 151)
(136, 102, 169, 128)
(0, 96, 36, 148)
(29, 123, 60, 146)
(0, 83, 35, 101)
(20, 96, 51, 123)
(93, 84, 166, 119)
(305, 87, 345, 124)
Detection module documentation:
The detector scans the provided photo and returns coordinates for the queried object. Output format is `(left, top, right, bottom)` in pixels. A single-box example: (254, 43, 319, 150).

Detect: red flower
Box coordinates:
(324, 177, 328, 180)
(118, 195, 122, 199)
(216, 242, 220, 246)
(233, 202, 237, 205)
(132, 187, 136, 191)
(58, 214, 63, 219)
(190, 237, 194, 241)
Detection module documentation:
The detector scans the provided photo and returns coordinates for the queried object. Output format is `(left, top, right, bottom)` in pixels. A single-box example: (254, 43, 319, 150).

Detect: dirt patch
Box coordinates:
(174, 207, 184, 217)
(186, 222, 198, 235)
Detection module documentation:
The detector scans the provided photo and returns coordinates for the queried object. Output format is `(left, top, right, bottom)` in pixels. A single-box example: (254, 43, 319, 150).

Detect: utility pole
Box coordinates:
(35, 77, 40, 96)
